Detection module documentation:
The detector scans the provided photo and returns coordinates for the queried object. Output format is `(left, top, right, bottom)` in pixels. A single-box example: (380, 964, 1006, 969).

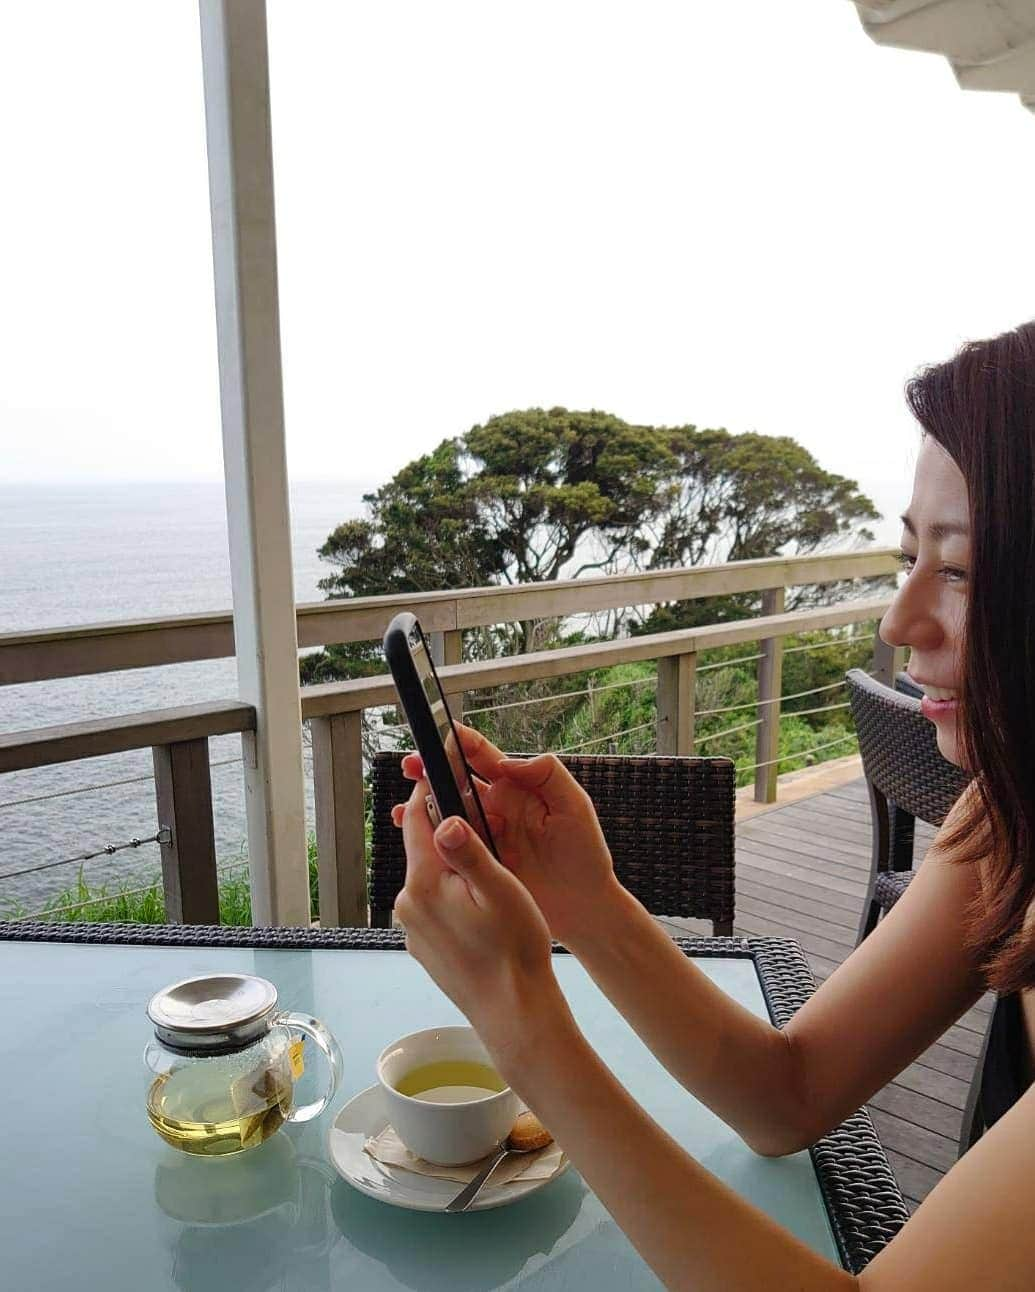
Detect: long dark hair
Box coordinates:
(905, 321, 1035, 994)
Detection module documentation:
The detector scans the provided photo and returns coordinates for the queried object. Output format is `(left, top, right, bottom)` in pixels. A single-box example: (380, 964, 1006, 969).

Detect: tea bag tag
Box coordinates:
(289, 1037, 305, 1080)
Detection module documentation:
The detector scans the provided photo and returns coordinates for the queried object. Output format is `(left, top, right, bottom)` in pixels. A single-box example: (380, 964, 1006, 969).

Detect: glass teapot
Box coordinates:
(144, 973, 343, 1157)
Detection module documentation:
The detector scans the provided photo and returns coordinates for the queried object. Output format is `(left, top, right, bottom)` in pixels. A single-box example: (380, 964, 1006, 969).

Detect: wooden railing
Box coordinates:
(0, 702, 256, 924)
(0, 549, 894, 684)
(0, 548, 903, 926)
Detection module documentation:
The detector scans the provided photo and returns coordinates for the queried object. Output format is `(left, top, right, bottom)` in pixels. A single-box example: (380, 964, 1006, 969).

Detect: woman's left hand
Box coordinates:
(393, 775, 573, 1071)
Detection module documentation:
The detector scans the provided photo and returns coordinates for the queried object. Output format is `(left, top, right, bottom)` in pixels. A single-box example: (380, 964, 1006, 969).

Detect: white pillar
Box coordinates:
(199, 0, 309, 925)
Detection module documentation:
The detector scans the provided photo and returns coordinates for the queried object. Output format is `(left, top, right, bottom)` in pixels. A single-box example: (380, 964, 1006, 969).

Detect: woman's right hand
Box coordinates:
(392, 725, 625, 946)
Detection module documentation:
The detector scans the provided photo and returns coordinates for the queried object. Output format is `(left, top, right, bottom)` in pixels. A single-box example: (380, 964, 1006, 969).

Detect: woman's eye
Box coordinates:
(897, 551, 966, 584)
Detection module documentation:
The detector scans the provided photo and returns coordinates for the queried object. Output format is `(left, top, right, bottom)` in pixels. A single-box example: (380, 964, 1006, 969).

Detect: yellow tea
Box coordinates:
(147, 1060, 293, 1156)
(394, 1059, 506, 1103)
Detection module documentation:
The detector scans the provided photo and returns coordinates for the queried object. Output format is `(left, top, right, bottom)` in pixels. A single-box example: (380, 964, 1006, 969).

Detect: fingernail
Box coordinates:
(436, 818, 466, 849)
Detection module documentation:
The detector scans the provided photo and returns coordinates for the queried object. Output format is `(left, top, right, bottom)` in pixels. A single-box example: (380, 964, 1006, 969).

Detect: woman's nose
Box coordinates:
(879, 577, 943, 652)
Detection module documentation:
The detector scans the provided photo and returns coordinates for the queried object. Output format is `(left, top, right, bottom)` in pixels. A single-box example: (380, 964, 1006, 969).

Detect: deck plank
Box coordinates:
(735, 876, 861, 931)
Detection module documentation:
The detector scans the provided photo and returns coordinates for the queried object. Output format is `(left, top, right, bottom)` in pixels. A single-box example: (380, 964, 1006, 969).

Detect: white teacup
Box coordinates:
(376, 1026, 519, 1165)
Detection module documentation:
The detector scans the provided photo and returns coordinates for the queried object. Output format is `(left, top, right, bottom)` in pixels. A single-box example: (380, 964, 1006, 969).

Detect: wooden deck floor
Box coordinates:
(663, 774, 992, 1214)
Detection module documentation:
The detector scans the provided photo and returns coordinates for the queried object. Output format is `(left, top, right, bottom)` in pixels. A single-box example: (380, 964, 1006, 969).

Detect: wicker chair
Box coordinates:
(369, 752, 736, 933)
(845, 669, 970, 947)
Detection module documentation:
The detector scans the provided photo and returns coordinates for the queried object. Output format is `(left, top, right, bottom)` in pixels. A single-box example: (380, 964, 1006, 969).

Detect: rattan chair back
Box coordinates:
(846, 669, 969, 828)
(369, 752, 736, 933)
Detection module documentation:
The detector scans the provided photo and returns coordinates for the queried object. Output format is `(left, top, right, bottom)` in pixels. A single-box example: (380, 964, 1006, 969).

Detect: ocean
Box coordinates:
(0, 480, 372, 913)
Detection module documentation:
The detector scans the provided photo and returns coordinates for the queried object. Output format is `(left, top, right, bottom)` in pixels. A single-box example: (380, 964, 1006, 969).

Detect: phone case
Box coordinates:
(383, 612, 498, 855)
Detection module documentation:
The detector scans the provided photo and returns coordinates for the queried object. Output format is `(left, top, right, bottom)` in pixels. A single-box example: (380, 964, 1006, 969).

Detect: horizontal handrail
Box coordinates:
(300, 595, 891, 719)
(0, 701, 256, 773)
(0, 581, 894, 930)
(0, 548, 897, 686)
(0, 597, 888, 777)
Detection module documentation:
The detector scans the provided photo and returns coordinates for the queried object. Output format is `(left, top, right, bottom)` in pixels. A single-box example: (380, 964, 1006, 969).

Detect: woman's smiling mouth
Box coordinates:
(911, 680, 960, 721)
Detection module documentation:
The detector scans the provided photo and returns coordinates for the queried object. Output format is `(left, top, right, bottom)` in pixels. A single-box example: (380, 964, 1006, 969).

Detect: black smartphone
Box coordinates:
(383, 611, 499, 856)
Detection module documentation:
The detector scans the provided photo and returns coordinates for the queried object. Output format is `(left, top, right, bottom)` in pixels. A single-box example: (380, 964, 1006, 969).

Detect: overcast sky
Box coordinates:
(2, 1, 1033, 546)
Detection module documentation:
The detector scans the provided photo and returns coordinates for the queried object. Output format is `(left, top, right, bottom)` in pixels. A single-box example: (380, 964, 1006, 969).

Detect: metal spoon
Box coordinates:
(444, 1112, 554, 1213)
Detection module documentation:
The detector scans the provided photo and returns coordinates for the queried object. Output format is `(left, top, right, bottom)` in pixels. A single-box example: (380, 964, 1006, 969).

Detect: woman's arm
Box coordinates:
(399, 736, 815, 1152)
(508, 1000, 858, 1292)
(489, 982, 1035, 1292)
(560, 883, 810, 1156)
(564, 827, 986, 1154)
(427, 730, 986, 1155)
(396, 788, 1035, 1291)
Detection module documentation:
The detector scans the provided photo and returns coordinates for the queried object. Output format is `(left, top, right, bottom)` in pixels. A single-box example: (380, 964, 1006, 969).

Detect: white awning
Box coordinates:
(854, 0, 1035, 114)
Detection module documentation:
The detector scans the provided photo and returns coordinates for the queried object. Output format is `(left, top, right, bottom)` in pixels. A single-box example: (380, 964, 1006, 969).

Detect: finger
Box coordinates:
(433, 816, 521, 909)
(400, 779, 443, 888)
(496, 753, 588, 813)
(453, 724, 508, 780)
(401, 753, 424, 780)
(394, 888, 414, 931)
(391, 803, 405, 827)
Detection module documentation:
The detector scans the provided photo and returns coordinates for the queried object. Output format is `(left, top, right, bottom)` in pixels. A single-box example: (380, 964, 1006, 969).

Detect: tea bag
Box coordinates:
(230, 1054, 292, 1147)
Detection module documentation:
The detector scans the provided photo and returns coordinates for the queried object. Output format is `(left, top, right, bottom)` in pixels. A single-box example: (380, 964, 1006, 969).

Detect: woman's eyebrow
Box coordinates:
(900, 513, 969, 541)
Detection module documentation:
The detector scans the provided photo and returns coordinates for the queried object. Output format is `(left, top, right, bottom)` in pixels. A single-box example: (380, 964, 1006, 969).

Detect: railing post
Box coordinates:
(430, 631, 464, 720)
(435, 631, 464, 718)
(657, 653, 696, 756)
(310, 712, 368, 927)
(152, 738, 220, 923)
(871, 628, 906, 689)
(428, 630, 462, 668)
(754, 587, 785, 803)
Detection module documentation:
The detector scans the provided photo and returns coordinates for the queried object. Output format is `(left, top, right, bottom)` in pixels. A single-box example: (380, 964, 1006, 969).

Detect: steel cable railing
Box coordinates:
(463, 674, 654, 718)
(0, 828, 171, 883)
(694, 718, 763, 746)
(0, 759, 244, 886)
(738, 731, 859, 775)
(0, 757, 243, 812)
(694, 678, 847, 718)
(555, 721, 656, 754)
(456, 629, 870, 767)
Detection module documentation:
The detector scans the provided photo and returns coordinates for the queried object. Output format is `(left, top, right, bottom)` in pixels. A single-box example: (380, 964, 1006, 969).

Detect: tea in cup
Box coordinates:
(376, 1026, 519, 1165)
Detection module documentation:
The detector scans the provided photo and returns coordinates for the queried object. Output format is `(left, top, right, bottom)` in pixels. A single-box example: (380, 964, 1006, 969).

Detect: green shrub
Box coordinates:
(2, 835, 323, 926)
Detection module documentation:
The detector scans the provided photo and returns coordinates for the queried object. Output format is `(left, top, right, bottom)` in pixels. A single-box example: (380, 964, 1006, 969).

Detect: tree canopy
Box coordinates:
(301, 408, 879, 684)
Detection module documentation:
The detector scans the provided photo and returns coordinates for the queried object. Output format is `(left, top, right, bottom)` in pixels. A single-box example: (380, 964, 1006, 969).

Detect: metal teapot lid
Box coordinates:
(147, 973, 278, 1052)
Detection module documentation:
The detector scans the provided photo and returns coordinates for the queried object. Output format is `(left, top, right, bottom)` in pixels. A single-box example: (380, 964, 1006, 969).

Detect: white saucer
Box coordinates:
(327, 1085, 569, 1212)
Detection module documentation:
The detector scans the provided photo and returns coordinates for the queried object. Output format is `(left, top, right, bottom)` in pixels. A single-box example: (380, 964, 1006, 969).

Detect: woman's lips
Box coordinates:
(920, 695, 959, 722)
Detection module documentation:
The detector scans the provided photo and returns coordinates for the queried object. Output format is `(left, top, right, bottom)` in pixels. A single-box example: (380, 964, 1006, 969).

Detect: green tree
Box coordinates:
(303, 440, 497, 684)
(463, 409, 670, 583)
(304, 408, 673, 679)
(635, 429, 882, 632)
(301, 409, 881, 686)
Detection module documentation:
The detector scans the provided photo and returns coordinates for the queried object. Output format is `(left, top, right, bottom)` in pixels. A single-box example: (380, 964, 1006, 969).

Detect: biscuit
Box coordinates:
(509, 1110, 553, 1152)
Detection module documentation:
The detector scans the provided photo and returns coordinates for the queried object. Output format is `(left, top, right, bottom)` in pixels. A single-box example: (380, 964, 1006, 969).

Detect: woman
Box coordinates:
(391, 321, 1035, 1289)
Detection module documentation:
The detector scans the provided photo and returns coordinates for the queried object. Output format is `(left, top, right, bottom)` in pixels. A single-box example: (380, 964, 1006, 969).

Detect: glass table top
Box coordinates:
(0, 942, 839, 1290)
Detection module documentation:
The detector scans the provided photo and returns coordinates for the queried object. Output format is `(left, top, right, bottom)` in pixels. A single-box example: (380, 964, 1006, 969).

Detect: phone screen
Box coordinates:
(406, 623, 496, 851)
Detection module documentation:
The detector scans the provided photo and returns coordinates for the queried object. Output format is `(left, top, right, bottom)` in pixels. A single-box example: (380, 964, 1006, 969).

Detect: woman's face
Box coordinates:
(879, 436, 970, 767)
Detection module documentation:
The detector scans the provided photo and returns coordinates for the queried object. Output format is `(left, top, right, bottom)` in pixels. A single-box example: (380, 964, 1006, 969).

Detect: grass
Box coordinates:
(3, 835, 322, 926)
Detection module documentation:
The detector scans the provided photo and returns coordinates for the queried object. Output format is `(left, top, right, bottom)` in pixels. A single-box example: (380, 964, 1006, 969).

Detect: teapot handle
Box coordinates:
(274, 1011, 343, 1123)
